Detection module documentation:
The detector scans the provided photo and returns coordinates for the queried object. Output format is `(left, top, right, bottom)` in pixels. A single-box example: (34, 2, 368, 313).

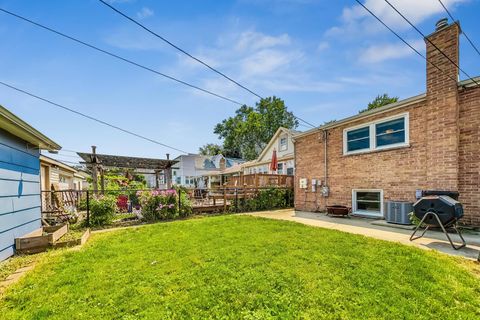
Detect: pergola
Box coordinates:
(77, 146, 178, 193)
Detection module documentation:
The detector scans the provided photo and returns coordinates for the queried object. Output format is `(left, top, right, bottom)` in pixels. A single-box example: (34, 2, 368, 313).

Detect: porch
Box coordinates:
(245, 209, 480, 260)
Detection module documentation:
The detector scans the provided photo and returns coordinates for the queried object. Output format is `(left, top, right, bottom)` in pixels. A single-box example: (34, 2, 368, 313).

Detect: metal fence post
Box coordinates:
(235, 188, 238, 213)
(178, 188, 182, 213)
(223, 188, 227, 212)
(86, 190, 90, 227)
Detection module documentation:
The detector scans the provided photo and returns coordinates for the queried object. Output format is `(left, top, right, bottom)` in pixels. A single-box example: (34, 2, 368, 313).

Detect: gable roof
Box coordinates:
(256, 127, 296, 161)
(0, 105, 61, 151)
(40, 155, 78, 174)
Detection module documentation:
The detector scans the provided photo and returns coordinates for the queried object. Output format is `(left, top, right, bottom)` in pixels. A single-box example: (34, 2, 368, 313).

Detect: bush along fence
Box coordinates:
(41, 186, 293, 227)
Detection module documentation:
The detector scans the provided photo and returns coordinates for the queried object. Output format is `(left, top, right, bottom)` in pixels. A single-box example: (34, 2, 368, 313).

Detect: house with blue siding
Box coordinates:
(0, 105, 60, 261)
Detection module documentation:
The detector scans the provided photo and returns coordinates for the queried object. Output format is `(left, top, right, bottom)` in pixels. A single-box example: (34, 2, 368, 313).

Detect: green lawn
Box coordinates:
(1, 215, 479, 319)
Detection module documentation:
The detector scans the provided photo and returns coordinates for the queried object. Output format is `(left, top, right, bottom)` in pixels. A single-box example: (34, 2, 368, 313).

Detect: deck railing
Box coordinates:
(225, 174, 294, 188)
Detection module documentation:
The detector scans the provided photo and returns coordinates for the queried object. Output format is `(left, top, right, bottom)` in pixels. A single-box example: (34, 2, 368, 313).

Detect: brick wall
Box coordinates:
(294, 101, 428, 213)
(294, 22, 479, 226)
(425, 23, 460, 191)
(458, 86, 480, 225)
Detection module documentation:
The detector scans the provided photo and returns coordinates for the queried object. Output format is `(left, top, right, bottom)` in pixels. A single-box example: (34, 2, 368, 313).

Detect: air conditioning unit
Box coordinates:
(385, 201, 413, 225)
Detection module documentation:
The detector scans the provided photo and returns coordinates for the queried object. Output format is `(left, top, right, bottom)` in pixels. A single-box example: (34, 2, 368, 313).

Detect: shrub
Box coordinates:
(174, 186, 193, 217)
(137, 190, 179, 222)
(89, 195, 117, 226)
(237, 188, 293, 212)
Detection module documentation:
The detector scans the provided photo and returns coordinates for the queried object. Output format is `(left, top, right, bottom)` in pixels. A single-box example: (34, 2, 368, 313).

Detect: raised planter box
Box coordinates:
(53, 229, 91, 249)
(15, 224, 68, 253)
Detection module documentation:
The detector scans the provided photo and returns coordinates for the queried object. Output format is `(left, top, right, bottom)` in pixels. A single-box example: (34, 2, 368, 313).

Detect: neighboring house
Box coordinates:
(74, 170, 91, 190)
(293, 20, 480, 226)
(172, 154, 244, 188)
(242, 127, 297, 175)
(40, 155, 87, 191)
(0, 105, 60, 261)
(136, 169, 166, 189)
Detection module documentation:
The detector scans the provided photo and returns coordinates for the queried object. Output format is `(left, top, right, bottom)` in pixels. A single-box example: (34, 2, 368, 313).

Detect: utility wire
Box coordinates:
(0, 7, 316, 129)
(383, 0, 479, 86)
(437, 0, 480, 58)
(97, 1, 316, 128)
(354, 0, 458, 84)
(49, 153, 83, 159)
(0, 8, 243, 106)
(98, 0, 263, 100)
(0, 80, 190, 154)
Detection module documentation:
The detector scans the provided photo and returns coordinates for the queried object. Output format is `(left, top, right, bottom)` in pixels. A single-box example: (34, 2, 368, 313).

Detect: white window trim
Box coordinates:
(352, 189, 384, 218)
(343, 112, 409, 155)
(279, 136, 288, 152)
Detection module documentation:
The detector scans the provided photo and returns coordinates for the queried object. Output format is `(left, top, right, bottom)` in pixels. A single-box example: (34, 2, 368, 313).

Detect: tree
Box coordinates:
(198, 143, 223, 156)
(359, 94, 399, 113)
(213, 96, 298, 160)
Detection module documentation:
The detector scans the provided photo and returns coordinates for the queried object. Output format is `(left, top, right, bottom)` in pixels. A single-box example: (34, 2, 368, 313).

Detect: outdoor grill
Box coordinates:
(410, 194, 466, 250)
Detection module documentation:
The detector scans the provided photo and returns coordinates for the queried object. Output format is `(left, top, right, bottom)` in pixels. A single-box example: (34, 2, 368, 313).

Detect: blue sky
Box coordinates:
(0, 0, 479, 163)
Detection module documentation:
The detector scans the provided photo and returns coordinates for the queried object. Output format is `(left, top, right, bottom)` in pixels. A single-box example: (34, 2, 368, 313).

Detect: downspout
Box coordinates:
(323, 129, 329, 208)
(323, 129, 328, 187)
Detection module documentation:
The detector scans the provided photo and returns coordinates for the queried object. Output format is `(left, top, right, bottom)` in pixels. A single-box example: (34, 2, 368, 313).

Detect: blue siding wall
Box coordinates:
(0, 129, 41, 261)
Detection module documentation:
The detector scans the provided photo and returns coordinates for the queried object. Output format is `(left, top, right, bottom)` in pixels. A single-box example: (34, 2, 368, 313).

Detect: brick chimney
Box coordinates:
(425, 18, 461, 190)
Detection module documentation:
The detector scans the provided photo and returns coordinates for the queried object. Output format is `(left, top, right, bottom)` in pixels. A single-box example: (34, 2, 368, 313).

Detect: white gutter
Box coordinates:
(294, 93, 426, 139)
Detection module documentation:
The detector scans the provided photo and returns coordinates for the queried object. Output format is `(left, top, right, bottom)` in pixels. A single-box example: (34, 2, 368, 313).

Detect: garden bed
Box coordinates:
(14, 225, 91, 253)
(52, 229, 90, 249)
(15, 224, 68, 253)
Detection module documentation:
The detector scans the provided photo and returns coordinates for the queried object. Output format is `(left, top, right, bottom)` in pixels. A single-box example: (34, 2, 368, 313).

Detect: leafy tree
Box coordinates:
(199, 143, 224, 156)
(359, 94, 399, 113)
(323, 119, 337, 125)
(214, 96, 298, 160)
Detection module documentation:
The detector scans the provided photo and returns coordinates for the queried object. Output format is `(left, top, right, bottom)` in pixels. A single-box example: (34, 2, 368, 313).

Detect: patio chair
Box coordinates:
(193, 189, 209, 206)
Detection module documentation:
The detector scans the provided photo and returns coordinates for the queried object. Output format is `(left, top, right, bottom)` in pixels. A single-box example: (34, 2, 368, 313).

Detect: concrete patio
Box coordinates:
(246, 209, 480, 261)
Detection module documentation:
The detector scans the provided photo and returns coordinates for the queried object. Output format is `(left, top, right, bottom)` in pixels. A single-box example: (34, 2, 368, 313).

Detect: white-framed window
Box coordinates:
(286, 167, 294, 175)
(352, 189, 383, 217)
(343, 113, 409, 155)
(279, 136, 288, 151)
(277, 163, 284, 174)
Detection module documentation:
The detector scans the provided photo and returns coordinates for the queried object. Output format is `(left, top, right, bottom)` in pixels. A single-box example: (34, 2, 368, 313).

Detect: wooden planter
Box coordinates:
(53, 229, 91, 248)
(326, 205, 351, 217)
(15, 224, 68, 253)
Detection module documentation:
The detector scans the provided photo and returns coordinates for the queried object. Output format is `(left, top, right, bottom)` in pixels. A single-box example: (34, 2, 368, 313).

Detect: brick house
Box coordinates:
(293, 19, 480, 226)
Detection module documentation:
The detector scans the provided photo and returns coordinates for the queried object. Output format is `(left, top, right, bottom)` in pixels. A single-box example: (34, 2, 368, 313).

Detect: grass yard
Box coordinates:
(0, 215, 479, 319)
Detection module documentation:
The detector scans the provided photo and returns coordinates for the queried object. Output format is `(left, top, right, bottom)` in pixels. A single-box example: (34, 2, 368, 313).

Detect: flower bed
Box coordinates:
(137, 189, 191, 221)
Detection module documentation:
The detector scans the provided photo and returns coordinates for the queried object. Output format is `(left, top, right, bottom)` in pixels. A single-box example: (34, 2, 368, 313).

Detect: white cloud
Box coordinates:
(136, 7, 154, 19)
(234, 31, 291, 52)
(167, 29, 343, 96)
(359, 39, 424, 63)
(327, 0, 466, 36)
(317, 41, 330, 52)
(240, 49, 302, 77)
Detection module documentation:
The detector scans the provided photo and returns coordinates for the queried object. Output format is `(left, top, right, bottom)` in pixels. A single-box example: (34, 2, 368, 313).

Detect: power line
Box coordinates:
(354, 0, 458, 84)
(0, 7, 316, 129)
(437, 0, 480, 58)
(0, 8, 243, 106)
(98, 0, 263, 100)
(0, 80, 190, 154)
(50, 153, 83, 159)
(98, 1, 316, 128)
(383, 0, 479, 86)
